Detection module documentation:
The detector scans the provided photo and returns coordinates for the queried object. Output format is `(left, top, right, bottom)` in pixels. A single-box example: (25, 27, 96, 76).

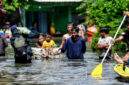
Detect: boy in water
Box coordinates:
(42, 34, 55, 58)
(58, 27, 86, 59)
(97, 28, 113, 59)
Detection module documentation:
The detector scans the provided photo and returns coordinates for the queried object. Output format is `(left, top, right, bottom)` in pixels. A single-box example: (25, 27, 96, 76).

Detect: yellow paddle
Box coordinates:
(91, 15, 127, 78)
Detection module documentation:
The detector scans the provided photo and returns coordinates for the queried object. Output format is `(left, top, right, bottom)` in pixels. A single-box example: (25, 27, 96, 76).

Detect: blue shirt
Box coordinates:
(61, 36, 86, 59)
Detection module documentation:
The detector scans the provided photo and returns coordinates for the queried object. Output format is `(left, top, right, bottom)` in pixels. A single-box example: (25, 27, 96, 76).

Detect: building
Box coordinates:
(24, 0, 83, 34)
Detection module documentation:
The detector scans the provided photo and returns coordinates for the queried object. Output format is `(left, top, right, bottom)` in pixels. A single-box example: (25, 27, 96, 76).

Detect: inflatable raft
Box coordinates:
(114, 64, 129, 78)
(32, 47, 60, 59)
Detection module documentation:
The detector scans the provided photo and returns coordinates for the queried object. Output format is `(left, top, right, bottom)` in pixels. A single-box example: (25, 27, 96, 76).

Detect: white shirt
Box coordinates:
(98, 36, 113, 45)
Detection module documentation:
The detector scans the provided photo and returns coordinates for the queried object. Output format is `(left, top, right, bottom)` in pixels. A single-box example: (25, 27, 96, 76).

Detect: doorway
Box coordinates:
(26, 12, 48, 34)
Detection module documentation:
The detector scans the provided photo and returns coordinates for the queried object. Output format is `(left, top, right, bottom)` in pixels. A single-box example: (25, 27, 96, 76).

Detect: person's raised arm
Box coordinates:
(78, 25, 85, 39)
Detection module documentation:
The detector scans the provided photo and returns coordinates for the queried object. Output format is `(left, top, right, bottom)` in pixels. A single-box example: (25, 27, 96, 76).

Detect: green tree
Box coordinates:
(77, 0, 129, 53)
(2, 0, 30, 11)
(0, 0, 31, 26)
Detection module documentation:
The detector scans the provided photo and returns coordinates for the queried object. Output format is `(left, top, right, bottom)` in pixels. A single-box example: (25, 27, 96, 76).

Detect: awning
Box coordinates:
(34, 0, 82, 2)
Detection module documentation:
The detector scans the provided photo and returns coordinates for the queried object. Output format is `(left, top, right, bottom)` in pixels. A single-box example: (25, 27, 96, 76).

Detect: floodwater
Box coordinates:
(0, 38, 129, 85)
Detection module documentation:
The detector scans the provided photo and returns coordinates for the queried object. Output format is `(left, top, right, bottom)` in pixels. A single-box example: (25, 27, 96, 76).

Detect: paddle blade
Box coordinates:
(91, 63, 102, 78)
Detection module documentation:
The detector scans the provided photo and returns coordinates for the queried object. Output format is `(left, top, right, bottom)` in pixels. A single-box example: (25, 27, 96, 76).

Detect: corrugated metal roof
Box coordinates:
(34, 0, 82, 2)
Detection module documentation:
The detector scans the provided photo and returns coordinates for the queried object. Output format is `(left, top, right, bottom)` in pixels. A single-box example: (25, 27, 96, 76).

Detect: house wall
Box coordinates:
(25, 6, 71, 34)
(24, 2, 80, 34)
(53, 7, 69, 33)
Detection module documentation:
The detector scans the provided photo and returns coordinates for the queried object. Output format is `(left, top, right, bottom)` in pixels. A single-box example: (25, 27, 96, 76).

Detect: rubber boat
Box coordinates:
(114, 64, 129, 78)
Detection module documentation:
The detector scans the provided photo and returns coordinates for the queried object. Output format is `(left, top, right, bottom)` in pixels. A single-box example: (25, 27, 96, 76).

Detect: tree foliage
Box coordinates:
(77, 0, 129, 53)
(0, 0, 31, 27)
(2, 0, 30, 11)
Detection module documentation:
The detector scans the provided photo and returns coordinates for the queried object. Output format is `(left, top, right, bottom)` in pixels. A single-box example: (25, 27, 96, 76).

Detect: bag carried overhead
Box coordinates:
(14, 35, 26, 48)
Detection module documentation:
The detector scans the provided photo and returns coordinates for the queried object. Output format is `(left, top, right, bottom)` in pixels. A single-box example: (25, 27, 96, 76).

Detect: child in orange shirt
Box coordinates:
(42, 34, 55, 58)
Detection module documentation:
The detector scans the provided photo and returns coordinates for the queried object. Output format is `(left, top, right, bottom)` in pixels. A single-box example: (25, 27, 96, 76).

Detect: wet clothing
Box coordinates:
(42, 40, 55, 48)
(61, 36, 86, 59)
(121, 30, 129, 47)
(99, 49, 112, 59)
(98, 36, 113, 59)
(10, 26, 39, 63)
(10, 30, 32, 63)
(0, 35, 8, 56)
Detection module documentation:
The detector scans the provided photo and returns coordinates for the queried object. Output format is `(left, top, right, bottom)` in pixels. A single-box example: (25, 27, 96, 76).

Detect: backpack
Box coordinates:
(14, 35, 26, 48)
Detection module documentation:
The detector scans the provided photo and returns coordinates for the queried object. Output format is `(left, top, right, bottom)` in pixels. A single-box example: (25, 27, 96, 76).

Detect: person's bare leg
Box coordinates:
(45, 48, 49, 58)
(114, 52, 124, 64)
(50, 48, 54, 56)
(122, 52, 129, 62)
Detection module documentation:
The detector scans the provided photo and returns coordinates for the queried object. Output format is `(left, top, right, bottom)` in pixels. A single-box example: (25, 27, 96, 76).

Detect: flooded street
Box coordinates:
(0, 38, 128, 85)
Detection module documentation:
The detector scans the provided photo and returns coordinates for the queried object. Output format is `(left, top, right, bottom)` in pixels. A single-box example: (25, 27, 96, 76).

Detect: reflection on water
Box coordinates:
(0, 52, 128, 85)
(0, 38, 129, 85)
(116, 77, 129, 83)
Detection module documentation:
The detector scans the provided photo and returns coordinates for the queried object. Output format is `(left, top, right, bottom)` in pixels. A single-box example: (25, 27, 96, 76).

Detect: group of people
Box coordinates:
(97, 11, 129, 66)
(0, 11, 129, 66)
(0, 21, 86, 63)
(36, 33, 56, 58)
(35, 22, 86, 59)
(0, 21, 11, 56)
(0, 22, 39, 63)
(0, 21, 12, 39)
